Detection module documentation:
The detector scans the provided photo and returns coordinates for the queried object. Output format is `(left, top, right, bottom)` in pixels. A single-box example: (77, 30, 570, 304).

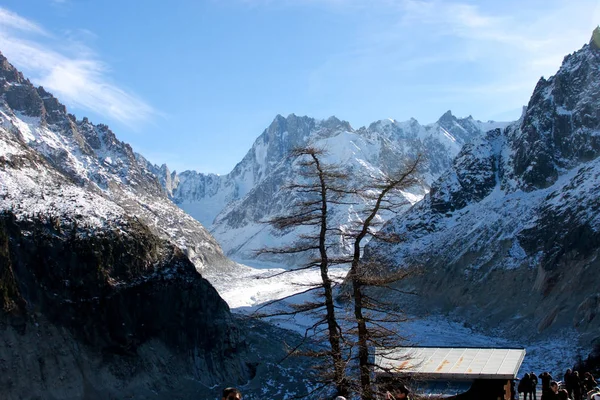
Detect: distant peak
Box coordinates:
(271, 113, 304, 123)
(591, 26, 600, 50)
(437, 110, 456, 124)
(324, 115, 343, 125)
(320, 115, 352, 131)
(0, 51, 24, 83)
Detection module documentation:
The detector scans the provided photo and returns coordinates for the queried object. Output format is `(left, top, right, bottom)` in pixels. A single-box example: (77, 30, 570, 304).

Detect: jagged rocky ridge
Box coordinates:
(144, 110, 509, 263)
(0, 51, 237, 274)
(365, 29, 600, 346)
(0, 53, 315, 399)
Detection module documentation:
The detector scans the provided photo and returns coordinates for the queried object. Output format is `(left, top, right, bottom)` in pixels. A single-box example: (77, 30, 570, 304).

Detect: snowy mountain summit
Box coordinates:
(0, 52, 236, 273)
(149, 110, 509, 263)
(365, 30, 600, 345)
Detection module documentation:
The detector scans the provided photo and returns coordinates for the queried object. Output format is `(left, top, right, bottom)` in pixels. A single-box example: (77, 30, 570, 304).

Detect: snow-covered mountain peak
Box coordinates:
(0, 53, 236, 273)
(263, 113, 352, 146)
(436, 109, 458, 124)
(364, 34, 600, 346)
(510, 36, 600, 190)
(156, 108, 510, 262)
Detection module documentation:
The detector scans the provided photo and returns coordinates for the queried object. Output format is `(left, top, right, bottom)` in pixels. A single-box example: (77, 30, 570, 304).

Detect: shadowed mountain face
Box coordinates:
(0, 130, 250, 397)
(0, 210, 249, 397)
(365, 31, 600, 346)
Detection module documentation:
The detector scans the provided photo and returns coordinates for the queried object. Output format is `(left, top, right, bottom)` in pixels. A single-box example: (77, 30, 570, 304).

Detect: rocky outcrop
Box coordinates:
(0, 212, 233, 353)
(511, 35, 600, 189)
(0, 210, 250, 399)
(364, 31, 600, 346)
(0, 209, 317, 399)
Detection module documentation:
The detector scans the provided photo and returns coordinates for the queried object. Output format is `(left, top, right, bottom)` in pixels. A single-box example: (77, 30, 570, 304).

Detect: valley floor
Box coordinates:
(207, 260, 585, 380)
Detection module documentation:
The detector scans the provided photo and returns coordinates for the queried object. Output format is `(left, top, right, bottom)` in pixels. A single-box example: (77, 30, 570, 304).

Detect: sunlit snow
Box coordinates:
(208, 260, 583, 379)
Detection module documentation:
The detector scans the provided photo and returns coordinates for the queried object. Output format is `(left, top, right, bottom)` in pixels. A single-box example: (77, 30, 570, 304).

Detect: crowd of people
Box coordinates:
(221, 371, 596, 400)
(517, 370, 599, 400)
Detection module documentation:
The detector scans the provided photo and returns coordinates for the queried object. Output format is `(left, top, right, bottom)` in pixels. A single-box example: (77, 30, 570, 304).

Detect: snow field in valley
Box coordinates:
(208, 260, 585, 379)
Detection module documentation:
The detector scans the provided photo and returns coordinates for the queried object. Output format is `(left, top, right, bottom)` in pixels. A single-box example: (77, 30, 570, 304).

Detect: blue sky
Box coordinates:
(0, 0, 598, 174)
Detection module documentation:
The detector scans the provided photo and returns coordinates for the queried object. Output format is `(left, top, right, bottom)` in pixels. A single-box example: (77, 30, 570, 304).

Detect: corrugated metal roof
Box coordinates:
(374, 347, 526, 380)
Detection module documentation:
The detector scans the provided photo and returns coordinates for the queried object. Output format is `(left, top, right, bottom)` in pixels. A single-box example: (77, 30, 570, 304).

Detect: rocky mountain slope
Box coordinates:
(146, 111, 508, 263)
(0, 52, 317, 399)
(365, 28, 600, 346)
(0, 206, 312, 399)
(0, 51, 237, 274)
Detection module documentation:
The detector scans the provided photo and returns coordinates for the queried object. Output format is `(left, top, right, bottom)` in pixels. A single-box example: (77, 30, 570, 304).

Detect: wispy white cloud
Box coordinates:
(303, 0, 599, 122)
(0, 7, 47, 35)
(0, 7, 154, 128)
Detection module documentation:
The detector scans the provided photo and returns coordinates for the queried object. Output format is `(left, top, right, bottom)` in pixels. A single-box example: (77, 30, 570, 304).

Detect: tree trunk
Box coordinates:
(314, 154, 348, 397)
(352, 271, 374, 400)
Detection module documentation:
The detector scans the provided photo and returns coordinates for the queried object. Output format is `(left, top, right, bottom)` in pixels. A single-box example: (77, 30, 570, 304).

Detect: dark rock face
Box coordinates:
(37, 86, 68, 125)
(429, 129, 502, 214)
(365, 33, 600, 347)
(0, 54, 66, 124)
(0, 209, 316, 399)
(0, 211, 241, 364)
(0, 211, 252, 398)
(0, 54, 23, 83)
(511, 41, 600, 189)
(4, 83, 45, 117)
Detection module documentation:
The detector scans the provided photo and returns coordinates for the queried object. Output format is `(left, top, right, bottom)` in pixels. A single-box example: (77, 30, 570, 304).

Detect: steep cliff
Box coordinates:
(365, 30, 600, 345)
(0, 210, 250, 399)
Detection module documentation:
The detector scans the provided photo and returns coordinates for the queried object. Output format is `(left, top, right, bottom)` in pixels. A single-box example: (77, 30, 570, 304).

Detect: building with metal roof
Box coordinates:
(374, 347, 526, 399)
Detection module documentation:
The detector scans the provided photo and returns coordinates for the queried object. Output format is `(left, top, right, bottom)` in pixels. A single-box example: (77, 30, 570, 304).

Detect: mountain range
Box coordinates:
(1, 26, 600, 399)
(0, 52, 237, 274)
(146, 110, 509, 264)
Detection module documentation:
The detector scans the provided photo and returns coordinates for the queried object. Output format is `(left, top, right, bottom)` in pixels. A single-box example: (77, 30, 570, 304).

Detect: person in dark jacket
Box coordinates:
(572, 371, 581, 400)
(541, 381, 559, 400)
(520, 374, 532, 400)
(557, 389, 571, 400)
(583, 372, 598, 394)
(565, 370, 574, 399)
(531, 372, 539, 400)
(541, 372, 554, 396)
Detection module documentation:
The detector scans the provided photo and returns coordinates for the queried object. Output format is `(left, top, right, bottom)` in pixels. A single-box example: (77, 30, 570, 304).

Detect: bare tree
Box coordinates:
(256, 146, 352, 397)
(257, 148, 423, 399)
(342, 155, 423, 399)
